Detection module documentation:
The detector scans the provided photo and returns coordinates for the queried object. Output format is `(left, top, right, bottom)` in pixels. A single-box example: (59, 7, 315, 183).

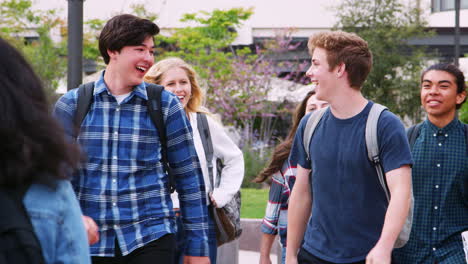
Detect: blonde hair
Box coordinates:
(144, 57, 204, 113)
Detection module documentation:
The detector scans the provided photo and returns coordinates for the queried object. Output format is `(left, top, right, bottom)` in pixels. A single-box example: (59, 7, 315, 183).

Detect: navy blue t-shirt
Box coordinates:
(292, 101, 413, 263)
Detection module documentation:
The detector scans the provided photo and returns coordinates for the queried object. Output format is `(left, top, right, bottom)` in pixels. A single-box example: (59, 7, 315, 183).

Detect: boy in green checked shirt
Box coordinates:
(393, 63, 468, 263)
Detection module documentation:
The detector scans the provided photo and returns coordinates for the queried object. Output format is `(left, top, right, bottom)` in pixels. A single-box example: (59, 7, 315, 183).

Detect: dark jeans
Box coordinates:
(92, 234, 176, 264)
(298, 247, 365, 264)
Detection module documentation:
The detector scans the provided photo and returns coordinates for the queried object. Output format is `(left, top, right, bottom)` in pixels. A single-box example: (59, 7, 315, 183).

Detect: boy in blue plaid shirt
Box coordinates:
(54, 14, 210, 264)
(393, 63, 468, 263)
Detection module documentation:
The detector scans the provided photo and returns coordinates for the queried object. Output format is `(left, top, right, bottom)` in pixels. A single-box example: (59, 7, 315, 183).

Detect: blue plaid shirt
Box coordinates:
(393, 118, 468, 263)
(54, 75, 209, 257)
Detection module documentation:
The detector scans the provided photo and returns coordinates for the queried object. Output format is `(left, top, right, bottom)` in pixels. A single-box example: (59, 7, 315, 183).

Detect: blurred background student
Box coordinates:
(255, 90, 328, 264)
(145, 57, 245, 264)
(0, 37, 91, 263)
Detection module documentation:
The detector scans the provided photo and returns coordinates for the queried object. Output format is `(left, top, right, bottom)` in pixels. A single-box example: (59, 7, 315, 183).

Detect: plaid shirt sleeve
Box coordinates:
(163, 92, 210, 257)
(261, 170, 285, 235)
(53, 88, 78, 140)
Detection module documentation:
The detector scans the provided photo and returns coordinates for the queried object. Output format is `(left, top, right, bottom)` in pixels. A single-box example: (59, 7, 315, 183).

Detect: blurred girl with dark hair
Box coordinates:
(0, 37, 90, 263)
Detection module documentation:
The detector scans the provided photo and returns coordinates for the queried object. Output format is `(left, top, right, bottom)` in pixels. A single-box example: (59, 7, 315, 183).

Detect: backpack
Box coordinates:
(74, 82, 175, 193)
(196, 113, 242, 246)
(407, 122, 468, 153)
(302, 103, 413, 249)
(0, 186, 45, 264)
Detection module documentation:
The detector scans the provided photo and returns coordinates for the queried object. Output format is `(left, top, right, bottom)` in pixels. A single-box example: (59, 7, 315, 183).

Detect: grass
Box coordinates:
(240, 188, 269, 219)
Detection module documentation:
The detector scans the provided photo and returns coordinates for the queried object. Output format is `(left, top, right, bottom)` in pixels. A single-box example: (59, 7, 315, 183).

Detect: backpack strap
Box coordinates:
(365, 103, 390, 201)
(197, 113, 215, 191)
(464, 124, 468, 155)
(146, 83, 176, 193)
(406, 123, 423, 151)
(0, 185, 45, 263)
(74, 82, 95, 138)
(303, 107, 328, 162)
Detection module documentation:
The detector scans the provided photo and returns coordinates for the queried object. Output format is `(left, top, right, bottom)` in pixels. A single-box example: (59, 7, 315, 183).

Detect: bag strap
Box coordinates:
(197, 113, 215, 191)
(464, 124, 468, 155)
(146, 83, 176, 193)
(406, 122, 422, 151)
(74, 82, 95, 138)
(365, 103, 390, 201)
(0, 185, 46, 261)
(303, 107, 328, 162)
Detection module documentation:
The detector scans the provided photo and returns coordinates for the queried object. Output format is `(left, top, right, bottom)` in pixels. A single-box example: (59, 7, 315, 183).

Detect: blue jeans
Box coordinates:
(281, 246, 286, 264)
(175, 206, 217, 264)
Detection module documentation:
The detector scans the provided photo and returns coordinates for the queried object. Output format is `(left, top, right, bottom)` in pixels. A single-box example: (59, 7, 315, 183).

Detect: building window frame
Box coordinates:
(432, 0, 468, 12)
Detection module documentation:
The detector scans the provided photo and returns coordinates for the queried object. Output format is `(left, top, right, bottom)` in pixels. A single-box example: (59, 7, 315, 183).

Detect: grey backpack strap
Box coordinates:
(365, 103, 390, 201)
(303, 107, 328, 162)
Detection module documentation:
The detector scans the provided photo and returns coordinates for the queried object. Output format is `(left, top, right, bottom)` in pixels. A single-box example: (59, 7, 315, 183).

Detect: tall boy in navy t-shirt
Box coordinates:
(285, 31, 413, 264)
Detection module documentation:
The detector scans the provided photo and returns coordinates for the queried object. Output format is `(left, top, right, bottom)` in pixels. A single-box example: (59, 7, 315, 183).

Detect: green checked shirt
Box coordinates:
(394, 118, 468, 263)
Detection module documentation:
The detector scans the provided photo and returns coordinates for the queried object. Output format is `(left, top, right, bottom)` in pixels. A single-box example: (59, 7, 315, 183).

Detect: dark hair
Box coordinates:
(99, 14, 160, 64)
(0, 37, 80, 188)
(308, 31, 372, 90)
(254, 90, 316, 183)
(421, 63, 467, 109)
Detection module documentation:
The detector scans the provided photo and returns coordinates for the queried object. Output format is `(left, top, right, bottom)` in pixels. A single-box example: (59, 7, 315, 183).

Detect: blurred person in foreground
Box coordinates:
(0, 37, 90, 263)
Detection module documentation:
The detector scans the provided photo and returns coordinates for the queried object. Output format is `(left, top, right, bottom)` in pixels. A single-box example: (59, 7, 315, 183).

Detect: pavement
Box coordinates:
(239, 250, 278, 264)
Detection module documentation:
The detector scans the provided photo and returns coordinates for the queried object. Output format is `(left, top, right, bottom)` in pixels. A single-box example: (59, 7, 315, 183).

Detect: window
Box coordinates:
(433, 0, 468, 12)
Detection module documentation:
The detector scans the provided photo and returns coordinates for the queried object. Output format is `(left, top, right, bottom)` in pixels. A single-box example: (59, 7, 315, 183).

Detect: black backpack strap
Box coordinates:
(74, 82, 95, 138)
(146, 83, 176, 193)
(464, 124, 468, 155)
(406, 122, 423, 151)
(197, 113, 215, 191)
(0, 185, 45, 264)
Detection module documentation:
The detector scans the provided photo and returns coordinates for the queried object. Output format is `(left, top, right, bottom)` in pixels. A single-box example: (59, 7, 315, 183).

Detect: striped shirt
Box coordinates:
(393, 118, 468, 263)
(261, 160, 296, 247)
(54, 75, 209, 257)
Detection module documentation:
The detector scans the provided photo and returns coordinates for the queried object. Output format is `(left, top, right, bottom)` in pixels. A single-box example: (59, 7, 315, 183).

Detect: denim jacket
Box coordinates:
(23, 180, 90, 264)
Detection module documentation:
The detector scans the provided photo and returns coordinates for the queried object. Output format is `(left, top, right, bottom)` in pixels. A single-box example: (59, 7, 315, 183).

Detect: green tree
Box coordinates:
(160, 8, 304, 148)
(0, 0, 66, 101)
(334, 0, 435, 121)
(459, 81, 468, 123)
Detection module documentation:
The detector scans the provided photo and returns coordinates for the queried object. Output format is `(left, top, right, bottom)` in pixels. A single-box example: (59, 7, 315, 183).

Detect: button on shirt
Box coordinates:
(54, 76, 209, 257)
(393, 119, 468, 263)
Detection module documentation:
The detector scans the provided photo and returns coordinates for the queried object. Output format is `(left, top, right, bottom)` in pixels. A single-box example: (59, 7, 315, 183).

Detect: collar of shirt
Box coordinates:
(425, 117, 461, 136)
(94, 71, 148, 101)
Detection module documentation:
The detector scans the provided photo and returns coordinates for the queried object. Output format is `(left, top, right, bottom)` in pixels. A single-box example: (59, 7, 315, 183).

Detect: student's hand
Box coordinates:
(259, 255, 272, 264)
(183, 256, 210, 264)
(82, 215, 99, 245)
(209, 193, 217, 208)
(285, 254, 298, 264)
(366, 244, 391, 264)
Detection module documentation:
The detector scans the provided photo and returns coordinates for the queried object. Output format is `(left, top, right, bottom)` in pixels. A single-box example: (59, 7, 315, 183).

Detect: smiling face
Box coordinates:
(108, 36, 155, 87)
(160, 67, 192, 108)
(421, 70, 466, 121)
(305, 93, 329, 114)
(305, 47, 340, 102)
